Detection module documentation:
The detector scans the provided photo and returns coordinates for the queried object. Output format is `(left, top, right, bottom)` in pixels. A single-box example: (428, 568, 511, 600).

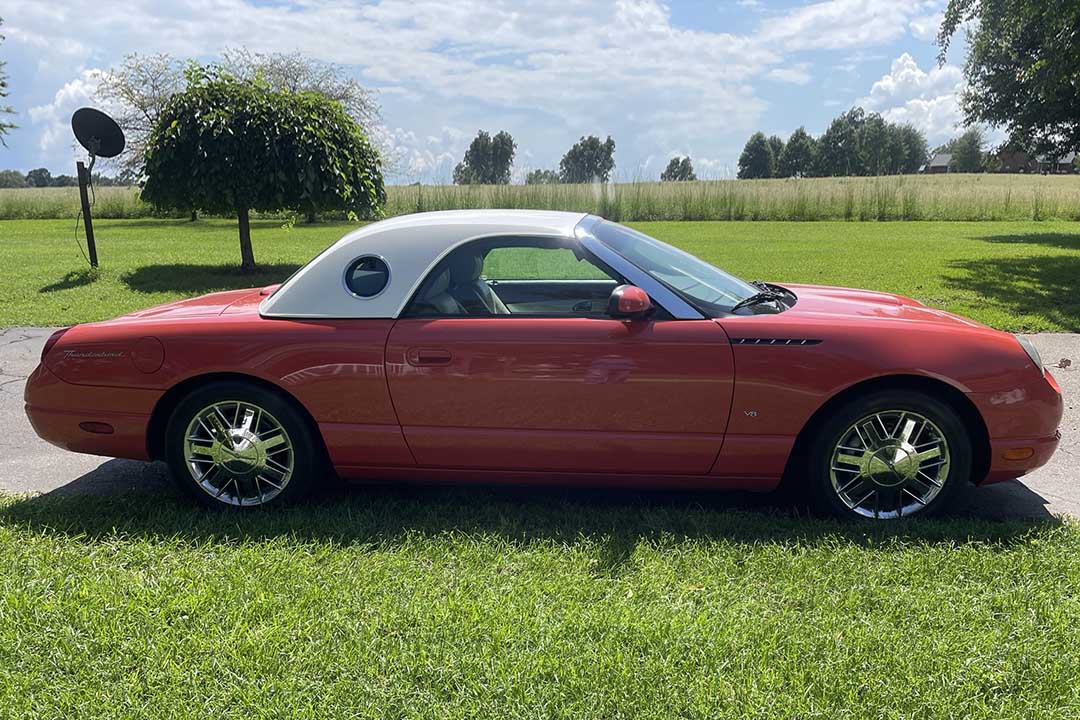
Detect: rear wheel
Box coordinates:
(165, 381, 318, 509)
(809, 390, 971, 520)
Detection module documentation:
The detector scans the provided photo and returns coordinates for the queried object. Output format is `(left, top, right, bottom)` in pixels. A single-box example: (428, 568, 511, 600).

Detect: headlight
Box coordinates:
(1015, 335, 1043, 369)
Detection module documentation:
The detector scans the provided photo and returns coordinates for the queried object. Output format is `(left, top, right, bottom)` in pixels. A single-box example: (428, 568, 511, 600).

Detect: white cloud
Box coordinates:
(1, 0, 957, 175)
(767, 63, 812, 85)
(858, 52, 964, 143)
(761, 0, 941, 52)
(27, 69, 104, 157)
(909, 12, 944, 42)
(376, 125, 468, 182)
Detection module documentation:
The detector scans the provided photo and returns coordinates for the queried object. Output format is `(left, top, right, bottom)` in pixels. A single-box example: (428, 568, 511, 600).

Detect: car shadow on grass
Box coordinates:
(0, 459, 1060, 558)
(946, 254, 1080, 331)
(119, 263, 301, 294)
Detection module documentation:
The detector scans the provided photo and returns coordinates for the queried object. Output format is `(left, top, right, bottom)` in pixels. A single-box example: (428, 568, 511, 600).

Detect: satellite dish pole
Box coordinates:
(70, 107, 126, 268)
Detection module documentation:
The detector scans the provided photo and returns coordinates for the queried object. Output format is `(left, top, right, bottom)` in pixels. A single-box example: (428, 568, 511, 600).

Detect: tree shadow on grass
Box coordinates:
(945, 254, 1080, 331)
(980, 233, 1080, 251)
(97, 218, 346, 232)
(39, 269, 100, 293)
(0, 460, 1057, 555)
(119, 263, 301, 294)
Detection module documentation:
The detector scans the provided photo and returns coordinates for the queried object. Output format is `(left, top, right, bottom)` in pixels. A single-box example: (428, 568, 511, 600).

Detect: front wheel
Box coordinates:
(164, 381, 319, 509)
(808, 390, 972, 520)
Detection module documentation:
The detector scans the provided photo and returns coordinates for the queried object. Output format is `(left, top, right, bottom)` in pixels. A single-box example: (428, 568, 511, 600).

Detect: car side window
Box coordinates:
(483, 247, 613, 281)
(404, 238, 623, 318)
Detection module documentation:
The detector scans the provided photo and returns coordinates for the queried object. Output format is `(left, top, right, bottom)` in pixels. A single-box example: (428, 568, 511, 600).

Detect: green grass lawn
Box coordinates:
(1, 491, 1079, 719)
(3, 218, 1080, 717)
(2, 217, 1078, 331)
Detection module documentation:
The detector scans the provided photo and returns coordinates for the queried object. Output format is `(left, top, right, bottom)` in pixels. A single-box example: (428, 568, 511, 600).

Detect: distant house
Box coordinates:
(1036, 152, 1077, 174)
(995, 150, 1037, 173)
(925, 153, 951, 174)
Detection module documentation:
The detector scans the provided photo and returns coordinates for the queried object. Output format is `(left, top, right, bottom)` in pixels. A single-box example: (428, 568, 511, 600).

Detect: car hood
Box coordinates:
(780, 283, 989, 328)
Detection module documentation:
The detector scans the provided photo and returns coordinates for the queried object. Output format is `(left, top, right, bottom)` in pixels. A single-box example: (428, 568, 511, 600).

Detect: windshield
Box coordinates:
(589, 220, 759, 316)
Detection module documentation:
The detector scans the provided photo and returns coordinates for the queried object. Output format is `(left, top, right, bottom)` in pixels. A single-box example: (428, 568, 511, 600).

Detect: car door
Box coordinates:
(384, 236, 735, 475)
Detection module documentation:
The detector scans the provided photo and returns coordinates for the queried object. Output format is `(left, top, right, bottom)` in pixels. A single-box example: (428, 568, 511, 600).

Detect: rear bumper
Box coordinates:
(23, 363, 158, 461)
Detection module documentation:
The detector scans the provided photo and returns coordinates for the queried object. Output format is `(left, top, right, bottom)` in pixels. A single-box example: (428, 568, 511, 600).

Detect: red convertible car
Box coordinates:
(25, 210, 1062, 519)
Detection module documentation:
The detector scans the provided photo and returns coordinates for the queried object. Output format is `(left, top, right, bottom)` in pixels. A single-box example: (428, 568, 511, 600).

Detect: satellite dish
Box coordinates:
(69, 107, 125, 269)
(71, 107, 125, 159)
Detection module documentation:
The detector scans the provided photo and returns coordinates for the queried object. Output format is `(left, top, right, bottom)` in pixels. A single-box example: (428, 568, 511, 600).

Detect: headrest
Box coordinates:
(448, 253, 484, 285)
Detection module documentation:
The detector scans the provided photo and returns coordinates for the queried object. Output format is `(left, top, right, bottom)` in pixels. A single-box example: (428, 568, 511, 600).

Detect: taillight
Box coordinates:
(41, 327, 70, 362)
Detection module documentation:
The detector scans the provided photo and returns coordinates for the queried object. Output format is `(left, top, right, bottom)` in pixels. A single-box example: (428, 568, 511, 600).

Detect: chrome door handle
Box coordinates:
(406, 348, 453, 366)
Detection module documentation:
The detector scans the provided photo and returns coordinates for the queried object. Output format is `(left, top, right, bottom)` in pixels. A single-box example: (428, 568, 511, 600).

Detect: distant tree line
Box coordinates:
(737, 107, 929, 179)
(0, 167, 130, 188)
(453, 132, 620, 185)
(454, 132, 705, 185)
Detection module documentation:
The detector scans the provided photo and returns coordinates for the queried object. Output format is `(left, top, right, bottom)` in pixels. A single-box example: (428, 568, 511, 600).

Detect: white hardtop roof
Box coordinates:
(260, 209, 590, 319)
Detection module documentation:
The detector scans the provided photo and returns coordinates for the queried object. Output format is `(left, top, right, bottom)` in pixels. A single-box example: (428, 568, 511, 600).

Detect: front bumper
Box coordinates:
(982, 430, 1061, 485)
(24, 363, 158, 461)
(971, 367, 1064, 485)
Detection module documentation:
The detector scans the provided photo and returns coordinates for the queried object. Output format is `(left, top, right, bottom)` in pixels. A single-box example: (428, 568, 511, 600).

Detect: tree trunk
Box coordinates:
(238, 208, 256, 272)
(305, 210, 318, 224)
(190, 210, 198, 222)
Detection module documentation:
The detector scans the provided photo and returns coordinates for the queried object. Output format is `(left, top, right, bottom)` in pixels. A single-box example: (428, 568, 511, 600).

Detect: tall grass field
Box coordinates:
(3, 173, 1080, 222)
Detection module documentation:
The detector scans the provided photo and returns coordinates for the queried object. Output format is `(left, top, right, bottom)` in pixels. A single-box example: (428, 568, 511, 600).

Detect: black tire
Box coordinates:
(808, 389, 971, 520)
(164, 381, 320, 509)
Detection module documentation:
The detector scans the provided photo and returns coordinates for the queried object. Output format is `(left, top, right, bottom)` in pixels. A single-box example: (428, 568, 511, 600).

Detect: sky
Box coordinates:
(0, 0, 978, 183)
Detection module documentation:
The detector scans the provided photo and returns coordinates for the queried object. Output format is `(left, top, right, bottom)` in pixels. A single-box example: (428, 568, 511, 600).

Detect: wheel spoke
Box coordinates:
(240, 407, 256, 434)
(854, 487, 876, 509)
(258, 474, 283, 491)
(205, 412, 234, 449)
(838, 475, 870, 497)
(913, 446, 941, 463)
(917, 469, 944, 488)
(903, 487, 928, 506)
(189, 443, 216, 459)
(258, 433, 287, 454)
(899, 416, 918, 444)
(264, 457, 290, 476)
(858, 421, 885, 449)
(835, 452, 865, 468)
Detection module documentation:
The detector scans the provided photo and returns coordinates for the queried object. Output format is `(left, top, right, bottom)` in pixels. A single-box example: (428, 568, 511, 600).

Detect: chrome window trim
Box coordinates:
(575, 216, 704, 321)
(342, 254, 392, 300)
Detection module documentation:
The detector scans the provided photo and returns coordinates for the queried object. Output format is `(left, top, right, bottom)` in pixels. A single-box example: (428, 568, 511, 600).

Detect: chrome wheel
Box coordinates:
(183, 400, 294, 507)
(829, 410, 951, 519)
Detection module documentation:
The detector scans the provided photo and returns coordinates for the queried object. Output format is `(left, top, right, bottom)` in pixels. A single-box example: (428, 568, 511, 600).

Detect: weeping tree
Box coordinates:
(142, 67, 385, 272)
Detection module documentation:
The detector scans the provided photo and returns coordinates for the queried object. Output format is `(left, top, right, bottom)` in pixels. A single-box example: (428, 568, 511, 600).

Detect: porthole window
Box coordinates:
(344, 256, 390, 298)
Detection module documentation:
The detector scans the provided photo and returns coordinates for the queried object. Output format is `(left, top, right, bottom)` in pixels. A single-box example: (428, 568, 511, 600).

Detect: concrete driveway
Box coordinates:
(2, 326, 1076, 519)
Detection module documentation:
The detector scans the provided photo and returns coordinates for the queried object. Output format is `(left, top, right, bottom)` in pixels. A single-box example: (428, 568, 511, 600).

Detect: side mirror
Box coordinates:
(607, 284, 654, 320)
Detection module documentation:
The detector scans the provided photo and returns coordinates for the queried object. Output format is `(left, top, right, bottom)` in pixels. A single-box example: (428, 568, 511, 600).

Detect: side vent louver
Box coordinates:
(730, 338, 823, 346)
